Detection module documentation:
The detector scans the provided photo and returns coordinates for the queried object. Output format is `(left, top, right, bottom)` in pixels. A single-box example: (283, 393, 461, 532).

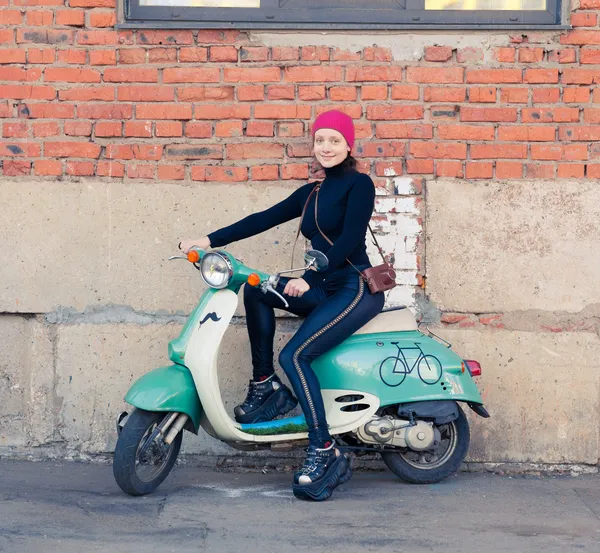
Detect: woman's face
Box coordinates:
(313, 129, 350, 168)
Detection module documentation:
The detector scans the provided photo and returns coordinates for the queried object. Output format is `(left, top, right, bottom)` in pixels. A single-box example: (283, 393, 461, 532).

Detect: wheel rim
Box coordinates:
(399, 421, 458, 470)
(134, 420, 178, 483)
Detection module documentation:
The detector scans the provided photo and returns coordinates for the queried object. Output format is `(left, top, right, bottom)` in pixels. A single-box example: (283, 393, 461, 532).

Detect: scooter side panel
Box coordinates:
(312, 330, 484, 407)
(124, 364, 203, 431)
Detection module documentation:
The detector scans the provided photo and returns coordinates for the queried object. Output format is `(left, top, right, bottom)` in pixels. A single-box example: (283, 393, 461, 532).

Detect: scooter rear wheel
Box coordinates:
(381, 405, 470, 484)
(113, 409, 182, 496)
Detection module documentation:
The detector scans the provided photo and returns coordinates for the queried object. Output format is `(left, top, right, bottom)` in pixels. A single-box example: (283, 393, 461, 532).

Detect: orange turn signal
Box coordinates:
(247, 273, 261, 287)
(187, 250, 200, 263)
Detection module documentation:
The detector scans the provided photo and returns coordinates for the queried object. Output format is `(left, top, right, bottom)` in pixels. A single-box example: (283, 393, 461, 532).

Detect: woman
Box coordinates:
(180, 110, 385, 501)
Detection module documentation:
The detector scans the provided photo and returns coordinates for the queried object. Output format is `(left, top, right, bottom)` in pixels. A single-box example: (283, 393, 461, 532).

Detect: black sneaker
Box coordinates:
(292, 442, 352, 501)
(234, 374, 298, 424)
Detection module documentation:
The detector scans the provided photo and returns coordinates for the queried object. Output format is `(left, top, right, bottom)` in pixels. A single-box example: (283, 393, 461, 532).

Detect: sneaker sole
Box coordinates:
(292, 453, 352, 502)
(235, 387, 298, 425)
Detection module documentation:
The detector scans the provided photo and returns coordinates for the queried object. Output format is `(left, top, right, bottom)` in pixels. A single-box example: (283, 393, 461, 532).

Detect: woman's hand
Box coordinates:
(179, 237, 211, 254)
(283, 278, 310, 298)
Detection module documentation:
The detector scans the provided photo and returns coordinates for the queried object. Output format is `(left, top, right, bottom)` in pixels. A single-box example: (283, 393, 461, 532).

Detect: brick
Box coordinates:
(267, 85, 295, 100)
(530, 145, 565, 161)
(557, 164, 585, 178)
(561, 31, 600, 45)
(298, 85, 325, 101)
(587, 164, 600, 178)
(0, 85, 55, 100)
(166, 144, 222, 160)
(178, 86, 234, 102)
(499, 88, 529, 103)
(466, 69, 521, 84)
(195, 104, 251, 120)
(0, 142, 40, 157)
(254, 105, 311, 120)
(132, 144, 162, 160)
(346, 66, 403, 83)
(363, 47, 392, 61)
(69, 0, 115, 6)
(584, 108, 600, 122)
(524, 69, 559, 84)
(570, 13, 598, 28)
(55, 9, 85, 26)
(32, 121, 59, 137)
(97, 161, 124, 177)
(329, 86, 357, 101)
(0, 67, 42, 81)
(518, 48, 544, 63)
(191, 166, 248, 182)
(24, 103, 75, 118)
(493, 47, 515, 62)
(104, 68, 158, 82)
(237, 85, 264, 101)
(158, 165, 185, 180)
(240, 46, 269, 62)
(559, 126, 600, 141)
(465, 162, 493, 179)
(276, 121, 304, 137)
(57, 49, 86, 64)
(375, 123, 432, 139)
(457, 47, 483, 63)
(581, 0, 600, 6)
(547, 48, 576, 63)
(215, 120, 243, 137)
(58, 87, 114, 101)
(406, 67, 463, 84)
(224, 67, 280, 83)
(117, 86, 175, 102)
(226, 143, 284, 160)
(44, 67, 99, 82)
(3, 160, 31, 176)
(136, 103, 191, 120)
(119, 48, 146, 64)
(272, 47, 299, 61)
(497, 126, 555, 141)
(179, 47, 209, 62)
(3, 122, 28, 138)
(88, 10, 116, 27)
(331, 48, 361, 61)
(354, 122, 372, 139)
(0, 10, 24, 24)
(155, 121, 182, 137)
(460, 107, 517, 122)
(469, 87, 496, 103)
(316, 104, 361, 118)
(354, 142, 405, 157)
(105, 144, 133, 159)
(436, 160, 463, 178)
(367, 105, 423, 121)
(287, 143, 311, 158)
(424, 46, 452, 62)
(45, 141, 101, 158)
(95, 121, 121, 137)
(27, 48, 55, 63)
(563, 144, 588, 160)
(561, 69, 600, 84)
(163, 68, 219, 83)
(26, 10, 54, 26)
(89, 50, 116, 65)
(125, 121, 152, 137)
(526, 163, 555, 178)
(580, 49, 600, 64)
(185, 122, 212, 138)
(196, 30, 240, 44)
(0, 102, 13, 117)
(127, 164, 155, 179)
(281, 164, 309, 180)
(66, 161, 94, 176)
(424, 87, 465, 102)
(387, 85, 418, 101)
(148, 48, 176, 63)
(251, 164, 278, 180)
(77, 30, 120, 46)
(532, 88, 560, 103)
(77, 104, 132, 119)
(202, 45, 231, 62)
(471, 143, 527, 159)
(0, 29, 13, 43)
(247, 121, 274, 137)
(362, 85, 388, 100)
(406, 159, 434, 174)
(64, 121, 92, 136)
(137, 30, 193, 45)
(522, 108, 579, 123)
(437, 124, 494, 141)
(374, 161, 403, 177)
(34, 159, 61, 176)
(496, 161, 523, 179)
(410, 141, 467, 159)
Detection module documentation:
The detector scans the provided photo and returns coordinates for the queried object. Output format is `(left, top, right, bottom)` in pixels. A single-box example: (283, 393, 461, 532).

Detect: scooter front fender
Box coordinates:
(124, 364, 202, 433)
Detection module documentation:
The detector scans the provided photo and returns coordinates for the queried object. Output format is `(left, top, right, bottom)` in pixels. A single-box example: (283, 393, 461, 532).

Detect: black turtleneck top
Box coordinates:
(207, 163, 375, 288)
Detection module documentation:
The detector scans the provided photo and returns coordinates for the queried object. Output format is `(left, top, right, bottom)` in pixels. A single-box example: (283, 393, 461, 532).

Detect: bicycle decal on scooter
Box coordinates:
(379, 342, 443, 387)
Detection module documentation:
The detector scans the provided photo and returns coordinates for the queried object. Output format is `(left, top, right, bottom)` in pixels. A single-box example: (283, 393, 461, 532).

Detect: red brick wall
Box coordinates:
(1, 1, 600, 182)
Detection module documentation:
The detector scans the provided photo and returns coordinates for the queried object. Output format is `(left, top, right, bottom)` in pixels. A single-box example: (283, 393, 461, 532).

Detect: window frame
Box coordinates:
(123, 0, 564, 29)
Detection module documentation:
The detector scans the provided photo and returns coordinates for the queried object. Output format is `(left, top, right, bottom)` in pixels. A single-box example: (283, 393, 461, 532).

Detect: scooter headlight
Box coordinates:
(200, 252, 233, 289)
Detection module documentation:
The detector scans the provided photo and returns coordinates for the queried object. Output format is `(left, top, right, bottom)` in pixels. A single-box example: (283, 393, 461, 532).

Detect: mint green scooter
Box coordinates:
(113, 248, 489, 496)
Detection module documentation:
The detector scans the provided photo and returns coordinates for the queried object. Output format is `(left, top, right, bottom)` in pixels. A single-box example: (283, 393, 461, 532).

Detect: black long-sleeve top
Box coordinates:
(207, 163, 375, 288)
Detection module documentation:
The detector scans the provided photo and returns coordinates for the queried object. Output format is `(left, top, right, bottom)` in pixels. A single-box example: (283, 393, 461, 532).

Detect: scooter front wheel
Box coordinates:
(381, 405, 470, 484)
(113, 409, 182, 496)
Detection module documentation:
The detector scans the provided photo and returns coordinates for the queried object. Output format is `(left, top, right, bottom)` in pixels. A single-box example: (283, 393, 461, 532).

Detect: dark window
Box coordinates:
(125, 0, 562, 28)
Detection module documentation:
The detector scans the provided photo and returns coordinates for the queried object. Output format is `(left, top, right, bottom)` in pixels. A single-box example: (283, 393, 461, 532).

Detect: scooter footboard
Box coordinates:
(124, 364, 203, 433)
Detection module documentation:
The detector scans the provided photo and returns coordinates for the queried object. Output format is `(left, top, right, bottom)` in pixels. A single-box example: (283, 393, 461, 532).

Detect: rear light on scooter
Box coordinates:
(247, 273, 261, 286)
(465, 360, 482, 377)
(187, 250, 200, 263)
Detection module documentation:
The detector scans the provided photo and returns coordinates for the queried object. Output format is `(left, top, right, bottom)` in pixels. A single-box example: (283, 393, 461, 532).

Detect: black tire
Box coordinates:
(381, 405, 470, 484)
(113, 409, 182, 496)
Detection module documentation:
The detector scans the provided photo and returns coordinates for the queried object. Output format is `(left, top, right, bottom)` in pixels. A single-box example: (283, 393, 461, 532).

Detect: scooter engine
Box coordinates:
(356, 416, 437, 451)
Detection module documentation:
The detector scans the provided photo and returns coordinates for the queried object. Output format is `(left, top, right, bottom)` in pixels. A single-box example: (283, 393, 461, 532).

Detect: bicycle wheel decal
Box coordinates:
(417, 354, 443, 385)
(379, 356, 408, 387)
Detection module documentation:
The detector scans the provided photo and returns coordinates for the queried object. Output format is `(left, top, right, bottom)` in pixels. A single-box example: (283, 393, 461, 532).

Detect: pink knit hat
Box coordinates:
(311, 110, 355, 149)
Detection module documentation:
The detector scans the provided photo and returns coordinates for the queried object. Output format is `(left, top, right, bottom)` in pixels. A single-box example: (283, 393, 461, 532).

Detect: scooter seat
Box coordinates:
(352, 307, 418, 336)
